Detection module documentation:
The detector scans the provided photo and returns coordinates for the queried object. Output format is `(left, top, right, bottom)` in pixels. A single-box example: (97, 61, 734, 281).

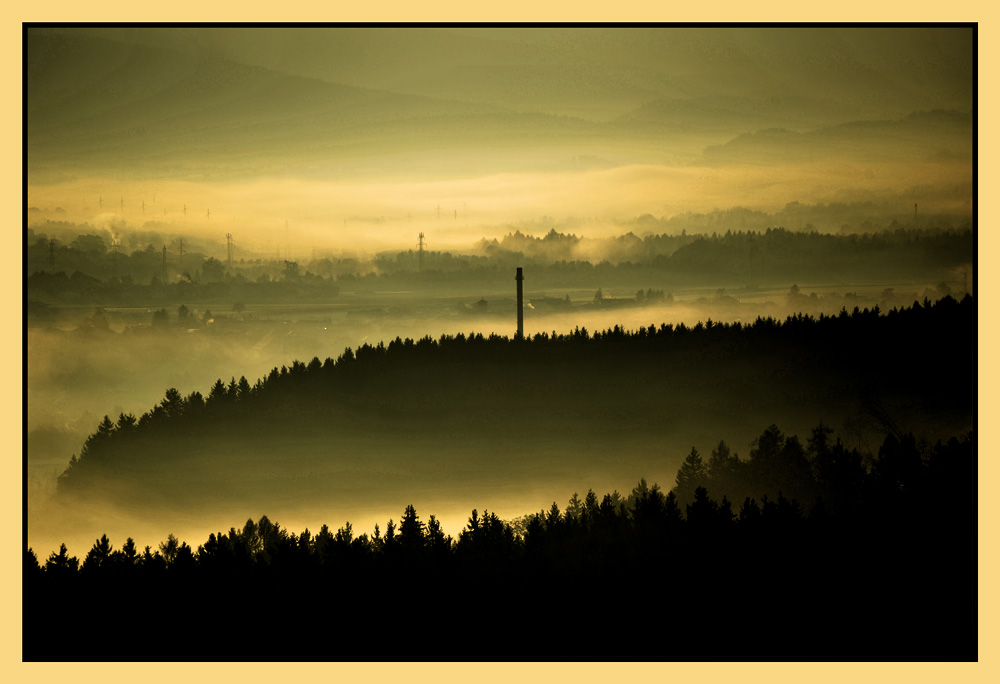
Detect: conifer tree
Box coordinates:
(707, 440, 739, 495)
(675, 446, 708, 504)
(426, 515, 449, 556)
(399, 504, 425, 553)
(45, 543, 79, 576)
(82, 534, 112, 574)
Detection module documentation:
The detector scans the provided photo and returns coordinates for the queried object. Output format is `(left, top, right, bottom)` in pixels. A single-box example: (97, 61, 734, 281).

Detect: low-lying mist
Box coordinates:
(22, 30, 977, 666)
(27, 148, 972, 258)
(24, 28, 976, 631)
(28, 286, 973, 561)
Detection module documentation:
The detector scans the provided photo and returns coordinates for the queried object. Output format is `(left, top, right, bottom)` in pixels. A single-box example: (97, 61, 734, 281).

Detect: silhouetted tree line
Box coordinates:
(665, 226, 973, 285)
(56, 294, 974, 498)
(626, 203, 973, 238)
(27, 225, 971, 304)
(27, 423, 974, 661)
(347, 226, 972, 290)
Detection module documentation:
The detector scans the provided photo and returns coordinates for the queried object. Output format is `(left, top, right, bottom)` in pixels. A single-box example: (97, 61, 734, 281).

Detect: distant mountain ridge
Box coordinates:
(33, 26, 973, 121)
(28, 31, 630, 181)
(29, 31, 556, 181)
(27, 28, 975, 183)
(702, 109, 973, 165)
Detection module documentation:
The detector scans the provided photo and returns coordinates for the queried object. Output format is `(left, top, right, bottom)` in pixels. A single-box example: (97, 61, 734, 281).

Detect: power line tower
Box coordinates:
(48, 239, 56, 271)
(162, 245, 168, 282)
(179, 238, 184, 270)
(111, 242, 118, 279)
(417, 232, 425, 272)
(226, 233, 233, 267)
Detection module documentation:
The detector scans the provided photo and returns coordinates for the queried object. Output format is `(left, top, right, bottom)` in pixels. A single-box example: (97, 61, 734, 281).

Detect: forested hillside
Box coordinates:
(55, 296, 974, 513)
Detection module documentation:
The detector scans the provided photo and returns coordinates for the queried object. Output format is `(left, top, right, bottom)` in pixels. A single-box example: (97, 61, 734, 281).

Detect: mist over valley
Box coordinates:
(23, 25, 977, 662)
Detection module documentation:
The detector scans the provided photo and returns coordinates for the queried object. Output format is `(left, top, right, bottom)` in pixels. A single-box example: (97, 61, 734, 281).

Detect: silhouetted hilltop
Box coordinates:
(56, 296, 974, 510)
(27, 31, 627, 182)
(702, 109, 972, 165)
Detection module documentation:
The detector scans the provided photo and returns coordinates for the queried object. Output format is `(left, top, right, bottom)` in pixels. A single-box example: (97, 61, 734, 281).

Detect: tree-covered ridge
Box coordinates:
(26, 224, 972, 304)
(27, 424, 974, 661)
(480, 223, 971, 266)
(56, 294, 975, 500)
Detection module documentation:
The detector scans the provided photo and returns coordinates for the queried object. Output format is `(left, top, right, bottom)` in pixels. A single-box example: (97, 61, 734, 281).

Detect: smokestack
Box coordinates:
(516, 267, 524, 340)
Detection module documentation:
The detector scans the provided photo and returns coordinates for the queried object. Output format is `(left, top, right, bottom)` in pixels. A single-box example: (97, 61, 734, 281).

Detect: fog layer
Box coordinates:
(25, 26, 975, 560)
(27, 27, 973, 253)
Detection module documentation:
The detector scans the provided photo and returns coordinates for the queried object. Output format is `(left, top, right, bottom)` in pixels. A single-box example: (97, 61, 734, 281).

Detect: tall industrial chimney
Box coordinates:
(516, 267, 524, 340)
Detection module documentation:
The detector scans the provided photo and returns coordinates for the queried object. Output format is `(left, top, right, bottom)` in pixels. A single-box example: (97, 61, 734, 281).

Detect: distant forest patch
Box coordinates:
(26, 225, 973, 305)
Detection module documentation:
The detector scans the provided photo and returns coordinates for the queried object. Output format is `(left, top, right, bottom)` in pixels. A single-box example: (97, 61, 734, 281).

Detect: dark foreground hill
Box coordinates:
(27, 423, 975, 661)
(55, 296, 975, 514)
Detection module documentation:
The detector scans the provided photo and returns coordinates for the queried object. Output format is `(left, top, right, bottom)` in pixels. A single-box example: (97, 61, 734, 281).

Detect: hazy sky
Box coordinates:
(26, 25, 974, 252)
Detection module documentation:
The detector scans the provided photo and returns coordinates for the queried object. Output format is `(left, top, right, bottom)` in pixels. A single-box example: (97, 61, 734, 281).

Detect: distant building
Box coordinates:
(477, 298, 488, 312)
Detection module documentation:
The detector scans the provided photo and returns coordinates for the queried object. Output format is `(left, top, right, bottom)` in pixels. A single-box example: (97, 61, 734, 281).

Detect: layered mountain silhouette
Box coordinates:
(27, 28, 974, 182)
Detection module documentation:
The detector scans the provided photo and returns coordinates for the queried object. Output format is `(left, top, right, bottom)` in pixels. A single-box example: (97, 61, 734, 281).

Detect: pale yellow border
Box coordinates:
(8, 9, 994, 683)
